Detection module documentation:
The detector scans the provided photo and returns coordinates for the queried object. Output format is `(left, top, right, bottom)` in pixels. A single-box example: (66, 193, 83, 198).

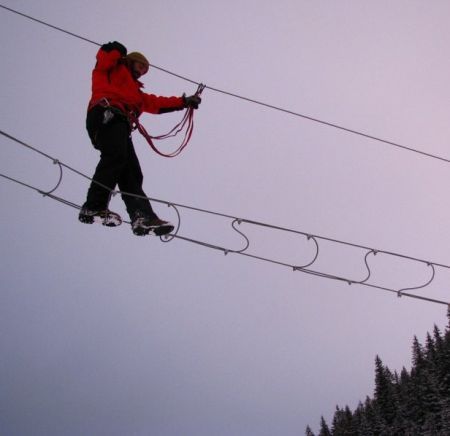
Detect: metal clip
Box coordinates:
(103, 109, 114, 124)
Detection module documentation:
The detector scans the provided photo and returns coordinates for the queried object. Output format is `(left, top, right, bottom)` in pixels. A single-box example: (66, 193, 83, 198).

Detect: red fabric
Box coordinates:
(88, 47, 184, 116)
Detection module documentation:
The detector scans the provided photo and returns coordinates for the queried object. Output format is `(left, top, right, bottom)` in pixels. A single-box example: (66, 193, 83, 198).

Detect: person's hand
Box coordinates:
(183, 94, 202, 109)
(101, 41, 127, 57)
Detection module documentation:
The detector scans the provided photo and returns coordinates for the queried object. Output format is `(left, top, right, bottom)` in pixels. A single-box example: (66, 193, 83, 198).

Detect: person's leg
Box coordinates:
(82, 119, 130, 211)
(118, 139, 174, 236)
(118, 137, 157, 221)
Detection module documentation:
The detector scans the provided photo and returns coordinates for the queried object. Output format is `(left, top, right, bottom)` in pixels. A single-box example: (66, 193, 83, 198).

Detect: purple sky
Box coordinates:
(1, 1, 450, 435)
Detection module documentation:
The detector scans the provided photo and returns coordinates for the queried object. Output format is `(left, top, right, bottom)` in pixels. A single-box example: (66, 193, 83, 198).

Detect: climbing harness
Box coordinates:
(129, 83, 205, 158)
(91, 83, 205, 158)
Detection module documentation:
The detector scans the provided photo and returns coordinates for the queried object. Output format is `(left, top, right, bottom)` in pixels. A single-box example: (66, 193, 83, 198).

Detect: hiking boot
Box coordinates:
(78, 207, 122, 227)
(131, 214, 175, 236)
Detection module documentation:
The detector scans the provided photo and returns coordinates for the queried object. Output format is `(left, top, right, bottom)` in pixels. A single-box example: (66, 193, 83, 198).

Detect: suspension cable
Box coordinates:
(1, 4, 449, 164)
(1, 129, 449, 307)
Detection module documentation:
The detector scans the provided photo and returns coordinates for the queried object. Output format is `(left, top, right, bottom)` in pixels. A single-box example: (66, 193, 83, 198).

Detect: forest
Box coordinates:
(306, 311, 450, 435)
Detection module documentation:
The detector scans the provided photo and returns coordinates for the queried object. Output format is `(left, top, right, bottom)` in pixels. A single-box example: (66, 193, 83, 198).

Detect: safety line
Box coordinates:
(2, 128, 447, 269)
(1, 3, 449, 164)
(0, 4, 99, 46)
(1, 129, 449, 307)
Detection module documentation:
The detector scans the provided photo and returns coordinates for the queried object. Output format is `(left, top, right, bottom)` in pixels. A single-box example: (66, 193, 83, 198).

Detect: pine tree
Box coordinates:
(433, 324, 446, 400)
(343, 405, 359, 436)
(440, 320, 450, 400)
(412, 336, 425, 368)
(423, 331, 443, 432)
(306, 312, 450, 435)
(439, 314, 450, 435)
(373, 355, 397, 427)
(351, 404, 364, 435)
(305, 425, 315, 436)
(440, 402, 450, 435)
(411, 334, 443, 431)
(393, 367, 414, 432)
(331, 406, 343, 435)
(433, 325, 444, 352)
(331, 406, 354, 435)
(410, 336, 428, 427)
(369, 402, 386, 435)
(318, 416, 331, 436)
(354, 400, 375, 436)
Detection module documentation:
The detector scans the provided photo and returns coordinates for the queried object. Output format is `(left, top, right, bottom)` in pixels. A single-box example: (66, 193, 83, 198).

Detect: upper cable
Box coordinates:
(1, 3, 449, 164)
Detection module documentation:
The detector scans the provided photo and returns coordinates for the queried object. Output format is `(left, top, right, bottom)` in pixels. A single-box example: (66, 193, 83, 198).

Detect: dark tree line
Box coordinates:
(306, 311, 450, 435)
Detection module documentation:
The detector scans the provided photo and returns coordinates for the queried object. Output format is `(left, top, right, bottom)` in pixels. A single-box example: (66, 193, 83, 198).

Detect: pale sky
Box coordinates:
(1, 1, 450, 435)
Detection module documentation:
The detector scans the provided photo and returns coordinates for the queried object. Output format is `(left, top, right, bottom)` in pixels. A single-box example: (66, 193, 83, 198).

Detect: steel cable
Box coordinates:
(1, 4, 449, 164)
(1, 129, 449, 307)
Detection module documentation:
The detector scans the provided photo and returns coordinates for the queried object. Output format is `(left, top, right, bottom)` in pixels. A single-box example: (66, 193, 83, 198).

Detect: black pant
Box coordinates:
(83, 107, 157, 220)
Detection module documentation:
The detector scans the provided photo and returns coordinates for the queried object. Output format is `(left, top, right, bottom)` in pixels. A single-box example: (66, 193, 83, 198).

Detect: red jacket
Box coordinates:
(88, 47, 184, 116)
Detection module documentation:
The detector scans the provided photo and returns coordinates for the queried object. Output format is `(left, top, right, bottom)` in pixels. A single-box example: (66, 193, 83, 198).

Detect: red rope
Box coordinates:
(131, 84, 205, 158)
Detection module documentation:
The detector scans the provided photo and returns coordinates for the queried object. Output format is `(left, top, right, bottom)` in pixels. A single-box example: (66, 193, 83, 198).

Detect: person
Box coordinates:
(79, 41, 201, 236)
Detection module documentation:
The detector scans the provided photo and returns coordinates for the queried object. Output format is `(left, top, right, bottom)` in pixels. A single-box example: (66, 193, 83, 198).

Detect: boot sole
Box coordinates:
(79, 211, 122, 227)
(132, 224, 175, 237)
(153, 225, 175, 236)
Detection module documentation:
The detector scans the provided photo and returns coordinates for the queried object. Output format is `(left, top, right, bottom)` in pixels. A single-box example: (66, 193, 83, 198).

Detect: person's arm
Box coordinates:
(142, 93, 201, 114)
(95, 41, 127, 71)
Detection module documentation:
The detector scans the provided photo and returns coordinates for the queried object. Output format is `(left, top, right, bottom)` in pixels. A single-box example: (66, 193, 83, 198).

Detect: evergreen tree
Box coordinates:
(412, 335, 442, 430)
(351, 403, 364, 435)
(343, 405, 359, 436)
(412, 335, 425, 368)
(392, 367, 415, 432)
(307, 311, 450, 435)
(305, 425, 315, 436)
(439, 316, 450, 435)
(440, 321, 450, 402)
(331, 406, 355, 435)
(426, 332, 436, 361)
(331, 406, 343, 435)
(410, 336, 429, 427)
(440, 401, 450, 435)
(318, 416, 331, 436)
(424, 332, 443, 433)
(373, 355, 397, 426)
(354, 400, 375, 436)
(433, 325, 444, 354)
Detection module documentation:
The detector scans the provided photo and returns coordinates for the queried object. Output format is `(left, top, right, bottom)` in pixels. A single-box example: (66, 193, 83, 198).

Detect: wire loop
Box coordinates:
(1, 127, 450, 307)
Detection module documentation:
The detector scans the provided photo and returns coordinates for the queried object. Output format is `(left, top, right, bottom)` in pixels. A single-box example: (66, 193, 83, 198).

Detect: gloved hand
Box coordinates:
(101, 41, 127, 57)
(183, 94, 202, 109)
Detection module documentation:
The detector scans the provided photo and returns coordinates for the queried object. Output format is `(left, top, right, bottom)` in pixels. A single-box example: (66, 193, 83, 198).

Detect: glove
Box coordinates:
(183, 94, 202, 109)
(101, 41, 127, 57)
